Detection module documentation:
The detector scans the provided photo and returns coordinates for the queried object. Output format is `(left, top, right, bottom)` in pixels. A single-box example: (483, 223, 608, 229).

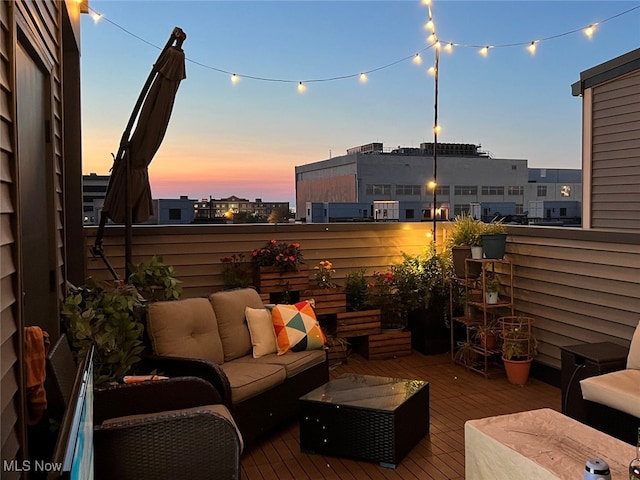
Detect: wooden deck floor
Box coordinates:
(240, 352, 561, 479)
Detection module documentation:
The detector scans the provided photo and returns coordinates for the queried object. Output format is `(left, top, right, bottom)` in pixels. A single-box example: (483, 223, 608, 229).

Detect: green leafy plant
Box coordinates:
(343, 269, 369, 311)
(447, 214, 484, 247)
(61, 279, 145, 385)
(250, 239, 303, 273)
(220, 254, 252, 289)
(501, 316, 537, 360)
(482, 220, 508, 235)
(485, 275, 500, 293)
(128, 255, 182, 301)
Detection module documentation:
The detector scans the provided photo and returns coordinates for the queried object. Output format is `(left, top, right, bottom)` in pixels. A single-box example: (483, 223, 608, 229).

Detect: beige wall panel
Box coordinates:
(592, 110, 640, 129)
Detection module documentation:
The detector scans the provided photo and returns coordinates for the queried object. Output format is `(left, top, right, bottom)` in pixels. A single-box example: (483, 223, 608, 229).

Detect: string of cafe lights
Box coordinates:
(86, 2, 640, 92)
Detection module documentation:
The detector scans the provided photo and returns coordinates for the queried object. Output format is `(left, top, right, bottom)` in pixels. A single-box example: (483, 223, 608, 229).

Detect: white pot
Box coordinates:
(486, 291, 499, 304)
(471, 246, 483, 259)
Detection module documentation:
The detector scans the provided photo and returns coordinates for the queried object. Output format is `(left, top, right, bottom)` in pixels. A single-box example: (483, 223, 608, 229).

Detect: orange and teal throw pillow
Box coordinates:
(270, 300, 326, 355)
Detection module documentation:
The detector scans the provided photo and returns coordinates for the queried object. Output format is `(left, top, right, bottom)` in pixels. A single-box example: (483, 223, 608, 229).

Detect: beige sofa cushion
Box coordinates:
(234, 349, 326, 378)
(209, 289, 264, 362)
(580, 369, 640, 418)
(219, 361, 286, 404)
(245, 307, 278, 358)
(626, 320, 640, 370)
(102, 404, 244, 452)
(147, 298, 224, 365)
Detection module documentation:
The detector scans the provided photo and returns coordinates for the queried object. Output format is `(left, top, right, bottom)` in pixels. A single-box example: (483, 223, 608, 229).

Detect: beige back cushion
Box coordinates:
(209, 288, 263, 362)
(147, 298, 224, 364)
(626, 320, 640, 370)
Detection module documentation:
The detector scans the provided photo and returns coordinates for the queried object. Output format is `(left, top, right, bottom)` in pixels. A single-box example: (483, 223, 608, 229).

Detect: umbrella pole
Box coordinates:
(91, 27, 186, 280)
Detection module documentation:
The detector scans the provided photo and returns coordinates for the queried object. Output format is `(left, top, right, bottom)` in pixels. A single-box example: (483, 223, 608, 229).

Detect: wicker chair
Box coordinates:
(47, 335, 243, 480)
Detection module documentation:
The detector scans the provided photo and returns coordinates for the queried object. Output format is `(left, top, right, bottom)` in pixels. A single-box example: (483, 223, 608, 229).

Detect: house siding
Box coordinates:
(0, 0, 77, 474)
(590, 69, 640, 230)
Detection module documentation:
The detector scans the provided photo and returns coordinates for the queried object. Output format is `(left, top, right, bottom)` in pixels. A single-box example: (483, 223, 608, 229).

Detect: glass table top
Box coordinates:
(300, 374, 428, 412)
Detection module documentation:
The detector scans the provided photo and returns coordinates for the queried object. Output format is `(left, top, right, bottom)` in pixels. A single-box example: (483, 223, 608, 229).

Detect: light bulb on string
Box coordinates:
(424, 18, 435, 32)
(413, 53, 423, 65)
(444, 42, 454, 53)
(527, 41, 538, 54)
(422, 0, 432, 6)
(428, 65, 437, 76)
(359, 73, 368, 83)
(90, 11, 102, 23)
(434, 41, 441, 50)
(434, 125, 442, 134)
(231, 73, 239, 84)
(297, 81, 306, 93)
(584, 24, 597, 38)
(427, 32, 437, 44)
(479, 46, 490, 57)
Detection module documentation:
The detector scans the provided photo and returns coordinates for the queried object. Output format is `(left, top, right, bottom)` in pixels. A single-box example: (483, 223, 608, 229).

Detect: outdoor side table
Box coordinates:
(560, 341, 628, 423)
(299, 373, 429, 468)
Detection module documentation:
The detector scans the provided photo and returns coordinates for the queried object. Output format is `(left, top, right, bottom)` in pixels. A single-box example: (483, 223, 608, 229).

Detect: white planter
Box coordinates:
(486, 291, 499, 304)
(471, 246, 483, 259)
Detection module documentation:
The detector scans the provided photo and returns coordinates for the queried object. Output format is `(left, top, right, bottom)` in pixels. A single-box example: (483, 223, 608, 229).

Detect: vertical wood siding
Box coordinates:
(590, 69, 640, 230)
(84, 224, 640, 372)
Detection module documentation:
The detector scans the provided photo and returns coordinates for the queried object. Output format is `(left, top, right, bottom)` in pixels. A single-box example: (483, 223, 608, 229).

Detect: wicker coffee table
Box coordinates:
(299, 373, 430, 468)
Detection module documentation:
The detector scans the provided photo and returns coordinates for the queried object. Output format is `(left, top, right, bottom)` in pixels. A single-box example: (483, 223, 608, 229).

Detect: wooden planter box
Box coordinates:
(360, 331, 412, 360)
(302, 288, 346, 316)
(253, 265, 310, 294)
(326, 336, 349, 365)
(336, 309, 381, 338)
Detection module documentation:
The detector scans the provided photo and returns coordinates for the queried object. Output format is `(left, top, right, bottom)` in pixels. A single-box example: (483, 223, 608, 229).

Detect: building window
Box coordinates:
(537, 185, 547, 197)
(396, 185, 421, 195)
(512, 165, 517, 170)
(560, 207, 567, 217)
(405, 209, 415, 219)
(169, 209, 182, 220)
(481, 186, 504, 195)
(454, 185, 477, 196)
(435, 185, 450, 196)
(561, 185, 571, 197)
(508, 186, 524, 195)
(516, 204, 524, 215)
(453, 204, 470, 216)
(366, 184, 391, 195)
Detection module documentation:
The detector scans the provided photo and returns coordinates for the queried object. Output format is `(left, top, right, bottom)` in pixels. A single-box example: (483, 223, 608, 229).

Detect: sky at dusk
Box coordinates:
(81, 1, 640, 206)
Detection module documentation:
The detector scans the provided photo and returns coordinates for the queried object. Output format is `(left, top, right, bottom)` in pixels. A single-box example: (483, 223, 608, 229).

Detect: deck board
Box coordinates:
(241, 351, 561, 479)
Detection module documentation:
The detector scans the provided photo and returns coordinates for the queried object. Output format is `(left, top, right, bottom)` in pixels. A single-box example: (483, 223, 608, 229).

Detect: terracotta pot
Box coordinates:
(479, 332, 496, 350)
(503, 357, 532, 385)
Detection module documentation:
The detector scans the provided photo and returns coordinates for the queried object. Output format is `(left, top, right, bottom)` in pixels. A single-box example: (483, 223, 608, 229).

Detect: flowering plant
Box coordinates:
(313, 260, 337, 289)
(251, 239, 304, 273)
(220, 254, 251, 289)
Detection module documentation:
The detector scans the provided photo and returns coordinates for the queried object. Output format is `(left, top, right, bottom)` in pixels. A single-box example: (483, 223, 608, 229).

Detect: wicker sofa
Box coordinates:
(579, 320, 640, 444)
(142, 288, 329, 446)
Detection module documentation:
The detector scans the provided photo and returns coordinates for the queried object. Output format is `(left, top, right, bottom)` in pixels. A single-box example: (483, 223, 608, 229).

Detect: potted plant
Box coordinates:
(474, 320, 499, 350)
(485, 275, 500, 305)
(62, 279, 145, 386)
(337, 269, 381, 338)
(500, 315, 537, 385)
(446, 214, 484, 278)
(220, 253, 252, 289)
(392, 248, 451, 355)
(454, 340, 478, 367)
(481, 220, 508, 259)
(128, 255, 183, 301)
(250, 240, 308, 293)
(303, 260, 346, 316)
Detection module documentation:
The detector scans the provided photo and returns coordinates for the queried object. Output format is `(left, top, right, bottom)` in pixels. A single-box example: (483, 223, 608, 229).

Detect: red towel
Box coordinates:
(24, 326, 50, 425)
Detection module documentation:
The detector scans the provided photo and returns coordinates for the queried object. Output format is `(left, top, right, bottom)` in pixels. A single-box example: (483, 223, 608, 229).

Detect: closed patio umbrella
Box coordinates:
(93, 27, 186, 279)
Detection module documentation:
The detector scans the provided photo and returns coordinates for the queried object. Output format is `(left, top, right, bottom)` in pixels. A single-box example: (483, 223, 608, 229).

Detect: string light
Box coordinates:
(84, 4, 639, 87)
(584, 24, 597, 38)
(424, 19, 435, 32)
(359, 73, 368, 83)
(434, 125, 441, 134)
(428, 66, 437, 76)
(297, 81, 306, 93)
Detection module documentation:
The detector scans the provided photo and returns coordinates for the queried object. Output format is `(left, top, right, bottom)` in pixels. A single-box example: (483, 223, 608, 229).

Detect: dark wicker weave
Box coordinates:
(584, 400, 638, 445)
(94, 408, 242, 480)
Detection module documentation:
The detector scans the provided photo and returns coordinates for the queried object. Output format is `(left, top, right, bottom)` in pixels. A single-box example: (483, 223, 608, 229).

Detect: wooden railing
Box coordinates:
(84, 223, 640, 369)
